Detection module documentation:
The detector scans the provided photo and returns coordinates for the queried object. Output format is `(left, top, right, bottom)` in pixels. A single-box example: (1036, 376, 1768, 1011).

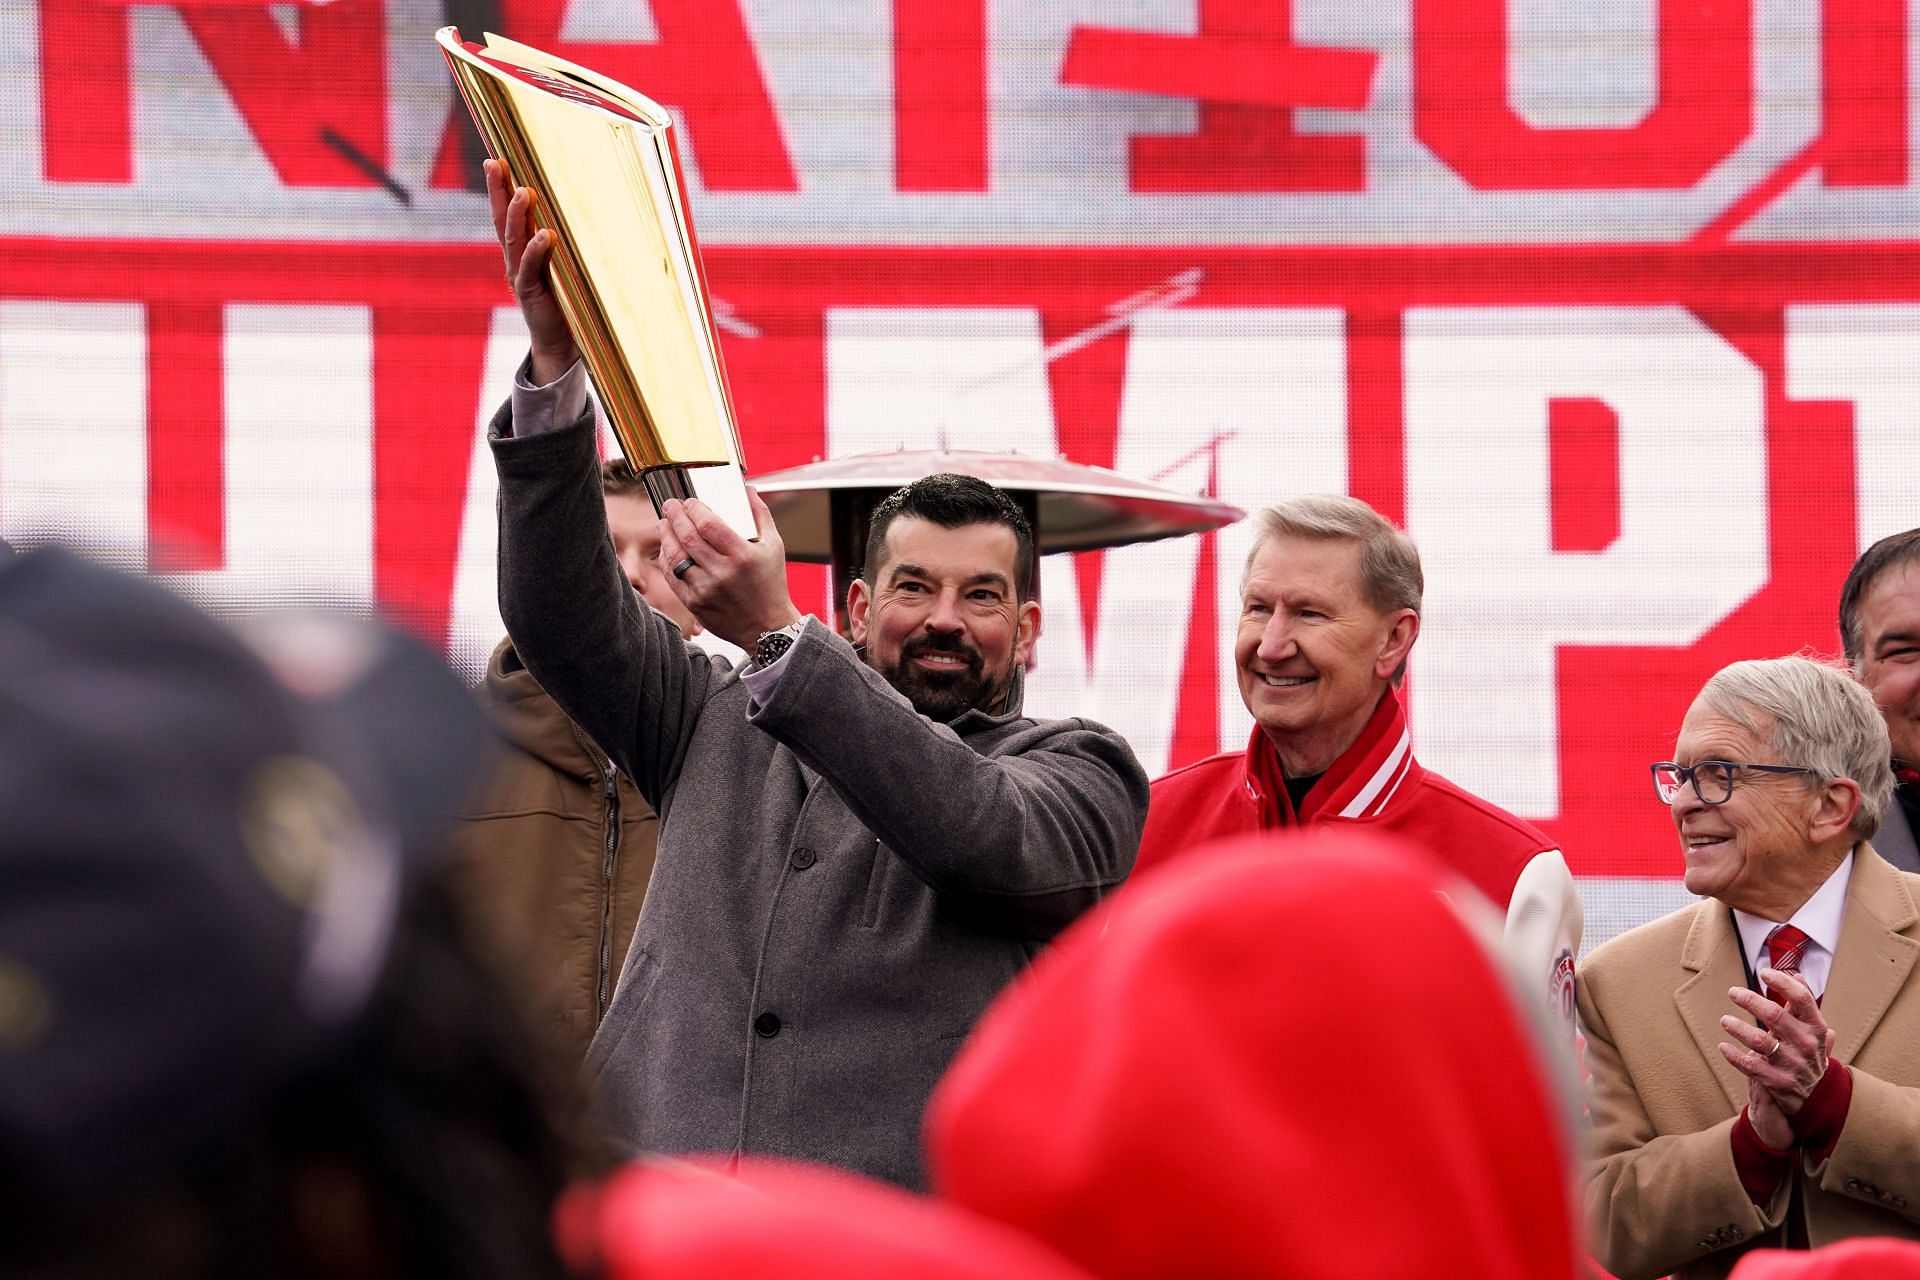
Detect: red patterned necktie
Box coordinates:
(1764, 923, 1811, 1001)
(1763, 921, 1818, 1248)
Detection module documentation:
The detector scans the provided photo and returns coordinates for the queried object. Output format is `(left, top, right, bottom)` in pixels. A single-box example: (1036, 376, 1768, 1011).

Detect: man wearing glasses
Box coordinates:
(1578, 657, 1920, 1280)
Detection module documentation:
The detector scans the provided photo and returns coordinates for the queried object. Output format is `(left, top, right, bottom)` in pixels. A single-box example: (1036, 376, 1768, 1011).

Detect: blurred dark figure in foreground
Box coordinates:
(924, 829, 1583, 1280)
(0, 547, 580, 1279)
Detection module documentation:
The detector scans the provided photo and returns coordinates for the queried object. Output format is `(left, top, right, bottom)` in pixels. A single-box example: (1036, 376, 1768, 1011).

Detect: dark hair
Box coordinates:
(862, 474, 1035, 600)
(1839, 528, 1920, 663)
(600, 458, 645, 499)
(1, 877, 587, 1279)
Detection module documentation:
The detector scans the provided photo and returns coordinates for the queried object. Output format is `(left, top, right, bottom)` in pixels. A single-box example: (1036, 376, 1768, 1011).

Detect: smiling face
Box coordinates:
(1235, 535, 1418, 777)
(1668, 696, 1859, 918)
(847, 516, 1039, 722)
(1855, 561, 1920, 768)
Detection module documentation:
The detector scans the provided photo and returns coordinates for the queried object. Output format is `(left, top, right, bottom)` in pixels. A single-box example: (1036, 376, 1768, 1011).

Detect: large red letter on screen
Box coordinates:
(1062, 0, 1378, 192)
(893, 0, 988, 191)
(499, 0, 796, 192)
(40, 0, 388, 187)
(1821, 0, 1908, 186)
(1413, 0, 1750, 189)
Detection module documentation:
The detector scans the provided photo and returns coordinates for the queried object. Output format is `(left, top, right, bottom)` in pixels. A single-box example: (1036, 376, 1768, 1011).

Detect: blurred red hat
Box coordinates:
(925, 829, 1581, 1280)
(564, 1156, 1097, 1279)
(1730, 1239, 1920, 1279)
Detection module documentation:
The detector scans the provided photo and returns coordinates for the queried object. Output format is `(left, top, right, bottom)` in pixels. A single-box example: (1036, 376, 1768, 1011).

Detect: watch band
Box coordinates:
(755, 620, 805, 668)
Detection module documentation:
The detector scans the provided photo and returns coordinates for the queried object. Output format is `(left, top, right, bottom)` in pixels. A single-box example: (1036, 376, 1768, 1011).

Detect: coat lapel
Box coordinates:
(1822, 843, 1920, 1063)
(1673, 901, 1751, 1112)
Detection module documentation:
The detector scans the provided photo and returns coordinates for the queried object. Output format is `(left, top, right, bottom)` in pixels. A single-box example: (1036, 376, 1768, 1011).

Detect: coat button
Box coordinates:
(791, 846, 816, 869)
(754, 1012, 781, 1038)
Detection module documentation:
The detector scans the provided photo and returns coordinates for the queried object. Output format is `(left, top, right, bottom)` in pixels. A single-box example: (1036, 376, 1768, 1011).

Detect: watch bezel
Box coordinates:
(755, 621, 803, 667)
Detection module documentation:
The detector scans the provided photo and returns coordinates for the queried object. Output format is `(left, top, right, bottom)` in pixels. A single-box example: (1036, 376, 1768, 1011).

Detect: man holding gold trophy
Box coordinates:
(445, 31, 1148, 1189)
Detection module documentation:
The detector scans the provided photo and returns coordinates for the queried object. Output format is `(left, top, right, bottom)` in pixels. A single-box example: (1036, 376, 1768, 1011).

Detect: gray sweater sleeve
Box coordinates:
(746, 621, 1149, 938)
(487, 396, 723, 808)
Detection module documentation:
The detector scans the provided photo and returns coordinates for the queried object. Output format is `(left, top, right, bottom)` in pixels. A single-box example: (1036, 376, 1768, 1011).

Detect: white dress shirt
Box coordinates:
(510, 354, 590, 437)
(1732, 850, 1854, 999)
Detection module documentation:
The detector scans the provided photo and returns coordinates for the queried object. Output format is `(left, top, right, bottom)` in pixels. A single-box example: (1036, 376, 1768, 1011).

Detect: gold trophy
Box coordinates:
(438, 28, 756, 540)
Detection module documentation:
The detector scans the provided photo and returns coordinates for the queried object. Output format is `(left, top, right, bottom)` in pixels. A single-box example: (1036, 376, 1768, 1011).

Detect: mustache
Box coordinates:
(901, 634, 982, 666)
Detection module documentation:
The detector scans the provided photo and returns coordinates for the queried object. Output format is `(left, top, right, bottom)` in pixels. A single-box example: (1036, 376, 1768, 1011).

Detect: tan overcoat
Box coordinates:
(1578, 844, 1920, 1280)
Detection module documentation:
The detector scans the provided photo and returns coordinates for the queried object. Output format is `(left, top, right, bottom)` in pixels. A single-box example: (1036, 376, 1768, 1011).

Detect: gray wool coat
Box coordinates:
(489, 404, 1149, 1189)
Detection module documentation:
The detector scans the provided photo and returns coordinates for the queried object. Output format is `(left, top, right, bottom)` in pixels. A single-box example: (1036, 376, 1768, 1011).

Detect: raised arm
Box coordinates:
(490, 405, 721, 809)
(482, 158, 720, 806)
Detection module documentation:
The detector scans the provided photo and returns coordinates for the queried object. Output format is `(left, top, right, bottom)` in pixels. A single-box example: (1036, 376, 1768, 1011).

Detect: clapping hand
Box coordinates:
(1720, 968, 1834, 1118)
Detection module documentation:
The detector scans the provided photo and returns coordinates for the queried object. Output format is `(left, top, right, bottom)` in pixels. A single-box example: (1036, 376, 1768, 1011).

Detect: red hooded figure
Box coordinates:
(925, 830, 1582, 1280)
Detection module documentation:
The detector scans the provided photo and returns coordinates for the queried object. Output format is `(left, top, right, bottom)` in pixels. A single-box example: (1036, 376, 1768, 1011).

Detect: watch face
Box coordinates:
(758, 629, 796, 665)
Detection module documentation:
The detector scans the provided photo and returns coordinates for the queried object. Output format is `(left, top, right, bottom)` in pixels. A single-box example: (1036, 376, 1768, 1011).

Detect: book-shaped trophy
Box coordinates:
(438, 27, 755, 540)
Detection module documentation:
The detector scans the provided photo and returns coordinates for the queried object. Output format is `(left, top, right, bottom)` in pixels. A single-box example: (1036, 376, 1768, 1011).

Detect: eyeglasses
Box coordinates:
(1650, 760, 1817, 806)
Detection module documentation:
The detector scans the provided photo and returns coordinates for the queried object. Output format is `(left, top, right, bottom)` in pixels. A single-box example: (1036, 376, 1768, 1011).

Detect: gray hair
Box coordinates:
(1245, 494, 1423, 616)
(1699, 656, 1895, 842)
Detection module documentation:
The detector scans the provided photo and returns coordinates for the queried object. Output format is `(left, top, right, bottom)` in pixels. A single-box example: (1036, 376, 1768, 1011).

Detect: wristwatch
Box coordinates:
(755, 620, 805, 668)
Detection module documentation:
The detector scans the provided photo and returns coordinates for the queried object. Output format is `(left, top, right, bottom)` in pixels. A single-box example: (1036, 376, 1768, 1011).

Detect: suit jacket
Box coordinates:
(1578, 844, 1920, 1280)
(1876, 790, 1919, 874)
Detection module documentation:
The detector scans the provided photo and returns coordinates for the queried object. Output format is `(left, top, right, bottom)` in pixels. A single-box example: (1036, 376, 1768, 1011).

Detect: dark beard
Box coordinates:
(881, 633, 1002, 722)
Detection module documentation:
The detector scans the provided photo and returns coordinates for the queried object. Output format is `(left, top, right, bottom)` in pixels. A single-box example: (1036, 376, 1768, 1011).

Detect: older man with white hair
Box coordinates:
(1580, 656, 1920, 1280)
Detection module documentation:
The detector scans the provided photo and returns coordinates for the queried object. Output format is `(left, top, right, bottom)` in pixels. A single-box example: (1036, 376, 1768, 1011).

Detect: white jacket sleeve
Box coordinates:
(1504, 848, 1584, 1042)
